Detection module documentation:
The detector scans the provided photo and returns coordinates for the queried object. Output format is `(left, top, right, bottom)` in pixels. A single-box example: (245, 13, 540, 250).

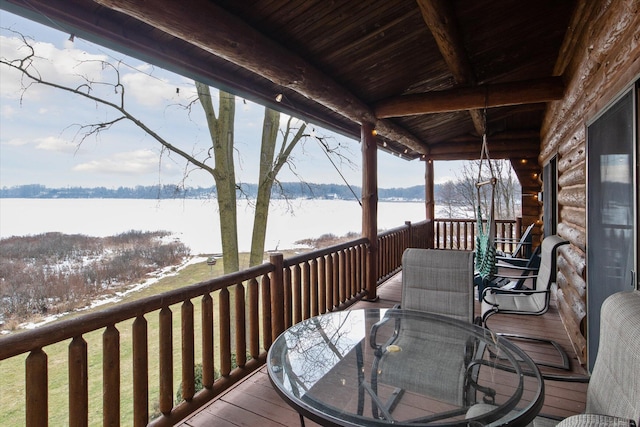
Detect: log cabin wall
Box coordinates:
(539, 0, 640, 365)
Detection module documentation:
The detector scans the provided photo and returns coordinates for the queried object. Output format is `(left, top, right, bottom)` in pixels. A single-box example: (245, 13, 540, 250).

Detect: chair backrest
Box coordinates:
(512, 222, 535, 258)
(401, 248, 474, 323)
(586, 290, 640, 423)
(535, 235, 568, 292)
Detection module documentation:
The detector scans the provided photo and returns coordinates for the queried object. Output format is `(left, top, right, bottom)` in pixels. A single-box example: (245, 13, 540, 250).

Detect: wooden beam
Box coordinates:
(427, 138, 540, 161)
(416, 0, 485, 135)
(416, 0, 473, 84)
(92, 0, 428, 154)
(375, 77, 565, 118)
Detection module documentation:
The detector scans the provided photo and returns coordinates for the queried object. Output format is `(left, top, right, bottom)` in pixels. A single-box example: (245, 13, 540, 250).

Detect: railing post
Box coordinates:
(425, 159, 435, 248)
(362, 122, 378, 301)
(270, 253, 285, 340)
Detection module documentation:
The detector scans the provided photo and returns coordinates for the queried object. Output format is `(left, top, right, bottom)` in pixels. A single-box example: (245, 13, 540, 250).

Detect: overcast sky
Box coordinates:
(0, 10, 465, 190)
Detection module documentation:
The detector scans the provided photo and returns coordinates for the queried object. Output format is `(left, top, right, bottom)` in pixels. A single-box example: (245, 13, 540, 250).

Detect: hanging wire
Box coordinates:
(314, 135, 362, 206)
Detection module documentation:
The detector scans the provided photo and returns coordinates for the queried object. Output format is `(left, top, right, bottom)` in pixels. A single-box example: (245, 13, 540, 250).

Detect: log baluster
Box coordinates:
(69, 336, 88, 427)
(219, 288, 231, 376)
(181, 300, 195, 401)
(201, 293, 214, 388)
(132, 317, 148, 427)
(103, 325, 120, 427)
(355, 246, 362, 295)
(283, 266, 292, 329)
(326, 255, 334, 310)
(234, 283, 246, 367)
(261, 274, 273, 349)
(331, 253, 340, 308)
(26, 348, 47, 427)
(248, 278, 260, 359)
(310, 259, 319, 317)
(339, 249, 347, 303)
(292, 264, 302, 324)
(159, 307, 173, 415)
(318, 256, 327, 314)
(302, 261, 311, 320)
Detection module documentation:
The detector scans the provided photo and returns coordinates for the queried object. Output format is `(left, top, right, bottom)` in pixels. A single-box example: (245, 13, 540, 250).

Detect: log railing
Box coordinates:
(0, 221, 430, 427)
(376, 220, 431, 284)
(433, 218, 520, 252)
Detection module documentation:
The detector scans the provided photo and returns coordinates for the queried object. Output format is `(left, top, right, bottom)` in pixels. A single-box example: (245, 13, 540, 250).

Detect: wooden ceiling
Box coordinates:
(2, 0, 577, 187)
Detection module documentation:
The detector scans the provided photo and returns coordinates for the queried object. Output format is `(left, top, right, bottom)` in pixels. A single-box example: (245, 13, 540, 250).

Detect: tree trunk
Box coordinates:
(196, 84, 240, 273)
(249, 108, 279, 267)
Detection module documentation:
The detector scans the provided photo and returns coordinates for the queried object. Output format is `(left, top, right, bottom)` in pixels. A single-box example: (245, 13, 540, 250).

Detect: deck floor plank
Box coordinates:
(177, 272, 587, 426)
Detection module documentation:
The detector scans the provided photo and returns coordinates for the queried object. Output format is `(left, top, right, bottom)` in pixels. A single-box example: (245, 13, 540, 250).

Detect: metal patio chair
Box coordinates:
(468, 290, 640, 426)
(480, 234, 570, 370)
(368, 249, 487, 419)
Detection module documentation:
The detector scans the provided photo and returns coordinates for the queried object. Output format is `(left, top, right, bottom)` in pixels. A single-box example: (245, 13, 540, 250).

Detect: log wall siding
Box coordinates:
(540, 0, 640, 364)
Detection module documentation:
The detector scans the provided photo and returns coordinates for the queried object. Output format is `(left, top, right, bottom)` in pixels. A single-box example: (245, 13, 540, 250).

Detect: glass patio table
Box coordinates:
(267, 308, 544, 427)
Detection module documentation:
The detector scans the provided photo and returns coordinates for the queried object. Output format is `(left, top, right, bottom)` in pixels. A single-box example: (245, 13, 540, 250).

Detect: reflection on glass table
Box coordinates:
(268, 308, 544, 427)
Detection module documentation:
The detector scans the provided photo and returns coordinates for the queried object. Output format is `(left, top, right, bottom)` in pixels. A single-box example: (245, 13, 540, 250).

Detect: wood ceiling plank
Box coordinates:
(92, 0, 428, 153)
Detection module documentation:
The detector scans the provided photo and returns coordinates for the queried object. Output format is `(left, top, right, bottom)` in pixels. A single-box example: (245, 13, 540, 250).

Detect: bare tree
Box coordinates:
(454, 159, 521, 220)
(1, 31, 317, 273)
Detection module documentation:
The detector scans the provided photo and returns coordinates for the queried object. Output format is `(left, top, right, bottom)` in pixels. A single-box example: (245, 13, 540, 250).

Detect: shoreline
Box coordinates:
(2, 255, 207, 334)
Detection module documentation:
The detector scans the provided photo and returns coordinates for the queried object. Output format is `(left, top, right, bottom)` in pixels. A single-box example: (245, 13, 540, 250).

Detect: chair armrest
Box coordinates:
(495, 262, 538, 271)
(495, 255, 532, 267)
(557, 414, 636, 427)
(541, 373, 590, 382)
(481, 286, 548, 305)
(369, 307, 400, 352)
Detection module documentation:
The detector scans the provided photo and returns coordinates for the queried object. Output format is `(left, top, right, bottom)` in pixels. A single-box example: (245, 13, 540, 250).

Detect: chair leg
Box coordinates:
(482, 311, 571, 371)
(496, 333, 571, 371)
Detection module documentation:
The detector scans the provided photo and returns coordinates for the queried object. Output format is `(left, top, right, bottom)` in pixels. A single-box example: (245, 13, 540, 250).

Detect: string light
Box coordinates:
(275, 93, 283, 102)
(371, 129, 377, 136)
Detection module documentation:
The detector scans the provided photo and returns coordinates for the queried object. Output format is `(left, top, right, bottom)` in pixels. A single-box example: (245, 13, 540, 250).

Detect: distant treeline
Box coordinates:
(0, 183, 432, 201)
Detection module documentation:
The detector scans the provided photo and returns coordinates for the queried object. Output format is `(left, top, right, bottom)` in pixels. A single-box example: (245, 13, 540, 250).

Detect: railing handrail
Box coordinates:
(0, 263, 275, 360)
(283, 237, 369, 266)
(433, 218, 516, 223)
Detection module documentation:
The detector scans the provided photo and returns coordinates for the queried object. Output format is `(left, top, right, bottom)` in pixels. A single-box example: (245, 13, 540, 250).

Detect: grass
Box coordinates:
(0, 250, 304, 426)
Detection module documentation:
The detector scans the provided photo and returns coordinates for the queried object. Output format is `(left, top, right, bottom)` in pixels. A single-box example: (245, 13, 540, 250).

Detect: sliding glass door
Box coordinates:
(586, 82, 638, 371)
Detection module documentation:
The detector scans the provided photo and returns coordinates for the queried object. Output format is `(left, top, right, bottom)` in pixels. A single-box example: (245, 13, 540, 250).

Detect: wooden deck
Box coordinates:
(177, 272, 588, 426)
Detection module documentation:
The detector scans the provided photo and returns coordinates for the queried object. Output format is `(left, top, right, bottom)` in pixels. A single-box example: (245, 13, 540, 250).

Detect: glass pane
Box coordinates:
(587, 89, 636, 371)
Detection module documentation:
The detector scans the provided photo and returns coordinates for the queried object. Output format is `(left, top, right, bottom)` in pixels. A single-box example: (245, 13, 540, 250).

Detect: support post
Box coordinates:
(425, 159, 435, 248)
(361, 122, 378, 301)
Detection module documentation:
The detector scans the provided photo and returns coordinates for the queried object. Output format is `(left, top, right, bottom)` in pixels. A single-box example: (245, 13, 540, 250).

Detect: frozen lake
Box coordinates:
(0, 198, 434, 255)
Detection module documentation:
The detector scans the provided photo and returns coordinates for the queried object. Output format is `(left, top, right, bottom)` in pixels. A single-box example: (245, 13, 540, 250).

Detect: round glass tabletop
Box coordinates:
(267, 308, 544, 426)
